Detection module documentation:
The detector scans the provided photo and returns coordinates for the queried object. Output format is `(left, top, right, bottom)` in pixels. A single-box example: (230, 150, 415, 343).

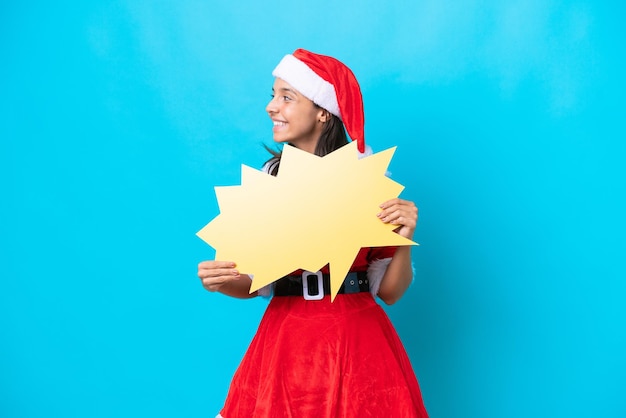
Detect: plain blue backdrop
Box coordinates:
(2, 1, 625, 417)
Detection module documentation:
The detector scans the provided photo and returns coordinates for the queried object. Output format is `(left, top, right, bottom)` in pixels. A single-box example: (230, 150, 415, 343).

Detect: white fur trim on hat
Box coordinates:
(272, 54, 341, 118)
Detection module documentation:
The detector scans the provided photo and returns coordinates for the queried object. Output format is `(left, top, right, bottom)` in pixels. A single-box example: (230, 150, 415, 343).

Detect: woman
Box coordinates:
(198, 49, 429, 418)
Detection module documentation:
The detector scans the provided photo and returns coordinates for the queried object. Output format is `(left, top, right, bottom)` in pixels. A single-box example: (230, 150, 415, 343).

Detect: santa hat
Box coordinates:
(272, 49, 366, 153)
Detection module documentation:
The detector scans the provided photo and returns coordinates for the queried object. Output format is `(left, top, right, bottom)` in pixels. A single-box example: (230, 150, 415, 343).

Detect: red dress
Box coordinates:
(218, 248, 429, 418)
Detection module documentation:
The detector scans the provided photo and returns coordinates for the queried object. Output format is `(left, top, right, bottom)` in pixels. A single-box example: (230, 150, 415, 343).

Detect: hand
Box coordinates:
(377, 198, 418, 239)
(197, 260, 241, 292)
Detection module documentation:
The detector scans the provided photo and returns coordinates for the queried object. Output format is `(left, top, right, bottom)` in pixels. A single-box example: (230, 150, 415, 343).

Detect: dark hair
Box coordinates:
(264, 111, 348, 176)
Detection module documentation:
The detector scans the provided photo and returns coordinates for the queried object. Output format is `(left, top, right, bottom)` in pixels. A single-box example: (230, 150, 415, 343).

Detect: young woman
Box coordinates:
(198, 49, 429, 418)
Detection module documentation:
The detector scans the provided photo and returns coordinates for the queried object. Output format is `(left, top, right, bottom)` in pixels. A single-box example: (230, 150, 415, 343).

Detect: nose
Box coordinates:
(266, 96, 278, 115)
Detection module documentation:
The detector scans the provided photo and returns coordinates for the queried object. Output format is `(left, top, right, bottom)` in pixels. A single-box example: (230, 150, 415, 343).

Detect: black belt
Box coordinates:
(274, 271, 369, 298)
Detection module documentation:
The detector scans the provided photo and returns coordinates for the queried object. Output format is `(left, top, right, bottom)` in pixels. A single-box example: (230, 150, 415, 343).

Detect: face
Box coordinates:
(266, 78, 328, 153)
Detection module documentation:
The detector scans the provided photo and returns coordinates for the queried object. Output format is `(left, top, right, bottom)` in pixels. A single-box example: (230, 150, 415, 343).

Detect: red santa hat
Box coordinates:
(272, 48, 366, 153)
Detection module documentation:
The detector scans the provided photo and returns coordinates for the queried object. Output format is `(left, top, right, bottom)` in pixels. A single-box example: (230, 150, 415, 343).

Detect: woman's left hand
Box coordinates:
(377, 198, 418, 239)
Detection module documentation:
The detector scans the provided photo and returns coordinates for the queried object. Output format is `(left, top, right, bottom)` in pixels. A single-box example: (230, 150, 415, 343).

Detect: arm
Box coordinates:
(197, 261, 258, 299)
(196, 162, 275, 299)
(376, 198, 418, 305)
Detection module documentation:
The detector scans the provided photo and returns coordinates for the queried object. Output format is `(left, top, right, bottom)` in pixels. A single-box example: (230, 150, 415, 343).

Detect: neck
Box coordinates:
(288, 135, 320, 155)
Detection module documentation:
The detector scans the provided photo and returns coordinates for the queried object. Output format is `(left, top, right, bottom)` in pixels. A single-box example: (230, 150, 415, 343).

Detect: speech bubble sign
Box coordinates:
(197, 141, 416, 300)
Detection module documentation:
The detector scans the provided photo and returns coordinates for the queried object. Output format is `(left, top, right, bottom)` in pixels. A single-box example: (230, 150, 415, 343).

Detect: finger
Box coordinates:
(394, 215, 416, 228)
(201, 273, 241, 291)
(379, 208, 417, 226)
(378, 206, 410, 221)
(378, 200, 416, 215)
(393, 224, 415, 239)
(202, 277, 226, 292)
(389, 214, 414, 228)
(198, 260, 236, 269)
(197, 261, 238, 279)
(379, 198, 403, 209)
(198, 267, 239, 279)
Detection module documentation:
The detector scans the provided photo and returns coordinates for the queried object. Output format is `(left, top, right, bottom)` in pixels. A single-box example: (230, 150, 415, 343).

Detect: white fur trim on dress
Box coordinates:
(242, 273, 272, 297)
(367, 258, 416, 297)
(367, 258, 392, 296)
(257, 281, 272, 297)
(272, 54, 341, 119)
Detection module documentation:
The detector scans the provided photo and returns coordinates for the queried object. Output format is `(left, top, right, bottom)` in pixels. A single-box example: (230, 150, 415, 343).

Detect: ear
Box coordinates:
(318, 109, 331, 123)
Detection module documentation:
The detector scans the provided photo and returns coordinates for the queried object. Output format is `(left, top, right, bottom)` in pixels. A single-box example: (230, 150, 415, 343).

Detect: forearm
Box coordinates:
(377, 246, 414, 305)
(375, 198, 418, 305)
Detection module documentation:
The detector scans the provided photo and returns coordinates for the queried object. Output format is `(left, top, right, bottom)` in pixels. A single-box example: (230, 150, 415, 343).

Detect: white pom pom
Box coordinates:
(357, 144, 373, 159)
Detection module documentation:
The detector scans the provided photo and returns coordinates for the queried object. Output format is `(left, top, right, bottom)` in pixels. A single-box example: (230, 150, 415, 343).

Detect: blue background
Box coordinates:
(2, 1, 625, 417)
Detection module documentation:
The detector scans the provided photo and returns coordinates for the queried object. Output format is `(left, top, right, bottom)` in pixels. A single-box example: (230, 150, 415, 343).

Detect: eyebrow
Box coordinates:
(272, 87, 298, 96)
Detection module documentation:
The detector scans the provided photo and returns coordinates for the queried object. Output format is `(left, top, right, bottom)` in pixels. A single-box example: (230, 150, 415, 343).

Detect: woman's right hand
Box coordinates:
(197, 260, 241, 292)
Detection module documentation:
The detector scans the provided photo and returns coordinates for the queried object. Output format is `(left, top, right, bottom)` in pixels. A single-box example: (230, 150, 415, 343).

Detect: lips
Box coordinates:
(272, 120, 287, 131)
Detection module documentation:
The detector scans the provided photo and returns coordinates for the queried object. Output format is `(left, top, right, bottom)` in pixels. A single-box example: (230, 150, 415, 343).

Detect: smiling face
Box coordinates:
(266, 78, 328, 153)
